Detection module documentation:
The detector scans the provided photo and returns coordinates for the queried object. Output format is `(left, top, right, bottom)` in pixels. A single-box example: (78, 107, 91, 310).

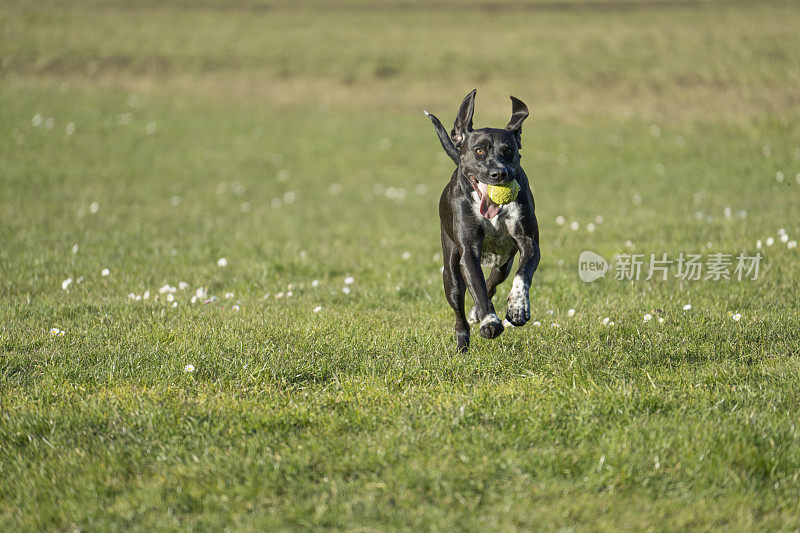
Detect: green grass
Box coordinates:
(2, 0, 800, 530)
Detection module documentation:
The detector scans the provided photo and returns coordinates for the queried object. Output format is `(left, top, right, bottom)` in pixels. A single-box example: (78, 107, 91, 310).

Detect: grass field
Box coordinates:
(2, 0, 800, 530)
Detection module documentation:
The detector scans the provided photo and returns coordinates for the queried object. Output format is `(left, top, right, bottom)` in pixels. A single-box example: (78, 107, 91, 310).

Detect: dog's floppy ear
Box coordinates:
(505, 96, 529, 148)
(424, 111, 460, 164)
(451, 89, 476, 147)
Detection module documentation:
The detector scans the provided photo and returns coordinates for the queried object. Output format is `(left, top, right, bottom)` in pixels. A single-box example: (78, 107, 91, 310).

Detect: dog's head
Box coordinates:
(450, 89, 529, 189)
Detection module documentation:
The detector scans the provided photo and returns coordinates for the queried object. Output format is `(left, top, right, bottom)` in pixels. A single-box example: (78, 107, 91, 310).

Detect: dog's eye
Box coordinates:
(475, 148, 485, 156)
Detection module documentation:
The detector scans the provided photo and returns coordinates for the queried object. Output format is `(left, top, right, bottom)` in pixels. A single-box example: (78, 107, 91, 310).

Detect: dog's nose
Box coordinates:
(490, 168, 507, 181)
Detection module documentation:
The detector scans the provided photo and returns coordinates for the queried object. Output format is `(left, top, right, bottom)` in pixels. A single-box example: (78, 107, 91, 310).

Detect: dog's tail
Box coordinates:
(424, 110, 459, 164)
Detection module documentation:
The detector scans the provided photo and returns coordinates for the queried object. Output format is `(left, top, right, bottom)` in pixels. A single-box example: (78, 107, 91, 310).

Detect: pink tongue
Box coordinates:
(479, 191, 501, 219)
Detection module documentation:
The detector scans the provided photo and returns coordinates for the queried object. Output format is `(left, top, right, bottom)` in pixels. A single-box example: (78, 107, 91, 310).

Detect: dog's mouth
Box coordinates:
(468, 175, 502, 220)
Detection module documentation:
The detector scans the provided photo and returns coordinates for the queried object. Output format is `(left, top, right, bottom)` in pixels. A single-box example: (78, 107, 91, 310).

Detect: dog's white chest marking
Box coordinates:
(470, 191, 521, 268)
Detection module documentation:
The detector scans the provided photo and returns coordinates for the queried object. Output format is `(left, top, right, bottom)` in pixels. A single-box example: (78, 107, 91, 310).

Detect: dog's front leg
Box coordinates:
(458, 240, 504, 339)
(506, 235, 540, 327)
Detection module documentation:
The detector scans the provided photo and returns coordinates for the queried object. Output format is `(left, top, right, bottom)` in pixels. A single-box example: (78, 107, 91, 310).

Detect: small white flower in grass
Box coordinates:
(62, 277, 73, 290)
(50, 327, 64, 336)
(195, 287, 207, 299)
(183, 364, 195, 373)
(191, 295, 198, 304)
(552, 323, 559, 328)
(101, 268, 110, 277)
(766, 237, 774, 247)
(44, 118, 54, 130)
(595, 215, 604, 224)
(738, 210, 747, 219)
(344, 276, 354, 285)
(115, 113, 133, 126)
(625, 240, 634, 249)
(756, 240, 762, 249)
(204, 296, 217, 304)
(780, 234, 789, 244)
(178, 281, 188, 290)
(312, 279, 320, 287)
(89, 202, 99, 214)
(313, 306, 322, 313)
(232, 305, 240, 311)
(632, 194, 642, 206)
(171, 196, 181, 207)
(159, 284, 171, 294)
(145, 122, 157, 135)
(72, 243, 79, 254)
(547, 310, 554, 315)
(329, 183, 342, 195)
(286, 291, 293, 297)
(128, 293, 136, 300)
(602, 317, 610, 325)
(217, 257, 228, 267)
(143, 290, 150, 300)
(776, 171, 784, 183)
(172, 302, 178, 308)
(570, 221, 579, 231)
(32, 114, 43, 127)
(135, 295, 142, 301)
(401, 251, 411, 260)
(77, 276, 84, 284)
(683, 304, 692, 311)
(166, 293, 174, 302)
(568, 309, 575, 317)
(225, 292, 234, 299)
(275, 292, 284, 299)
(555, 216, 565, 226)
(342, 287, 351, 294)
(532, 321, 541, 327)
(732, 313, 741, 322)
(587, 223, 595, 233)
(658, 317, 665, 323)
(788, 240, 798, 250)
(643, 314, 652, 322)
(65, 122, 75, 135)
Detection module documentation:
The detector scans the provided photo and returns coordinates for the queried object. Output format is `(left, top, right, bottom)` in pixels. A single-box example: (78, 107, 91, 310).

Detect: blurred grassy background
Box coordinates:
(2, 0, 800, 530)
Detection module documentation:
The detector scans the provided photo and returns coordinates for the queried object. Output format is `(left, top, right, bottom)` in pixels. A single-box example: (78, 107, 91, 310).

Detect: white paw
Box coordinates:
(506, 277, 530, 327)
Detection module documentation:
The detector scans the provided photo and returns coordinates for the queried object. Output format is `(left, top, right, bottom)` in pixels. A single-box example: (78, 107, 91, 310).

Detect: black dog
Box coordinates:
(426, 90, 540, 352)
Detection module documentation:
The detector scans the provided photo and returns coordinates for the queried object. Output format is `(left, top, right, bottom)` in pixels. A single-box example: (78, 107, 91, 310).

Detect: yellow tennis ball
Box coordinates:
(487, 180, 520, 204)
